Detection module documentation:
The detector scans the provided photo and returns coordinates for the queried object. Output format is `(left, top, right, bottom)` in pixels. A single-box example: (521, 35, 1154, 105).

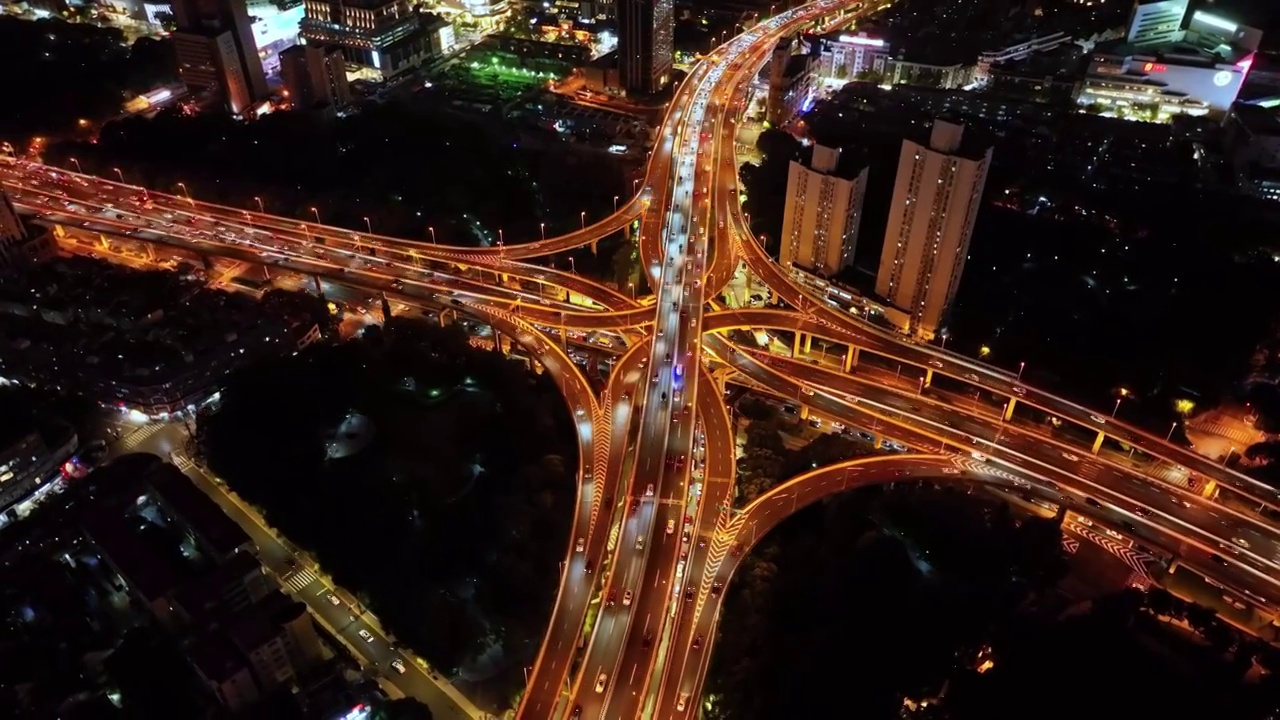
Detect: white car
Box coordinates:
(391, 659, 406, 674)
(635, 535, 645, 551)
(1061, 452, 1081, 462)
(646, 483, 655, 497)
(1089, 414, 1107, 424)
(622, 590, 633, 607)
(666, 518, 676, 535)
(800, 387, 814, 396)
(1233, 537, 1251, 549)
(927, 360, 943, 368)
(358, 629, 374, 643)
(326, 593, 340, 606)
(677, 693, 689, 711)
(941, 468, 960, 475)
(964, 373, 980, 382)
(595, 673, 608, 693)
(970, 451, 988, 461)
(575, 537, 585, 553)
(1012, 386, 1027, 396)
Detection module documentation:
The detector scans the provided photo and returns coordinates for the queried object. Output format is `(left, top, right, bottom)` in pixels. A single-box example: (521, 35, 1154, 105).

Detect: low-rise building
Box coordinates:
(882, 57, 973, 90)
(766, 35, 817, 127)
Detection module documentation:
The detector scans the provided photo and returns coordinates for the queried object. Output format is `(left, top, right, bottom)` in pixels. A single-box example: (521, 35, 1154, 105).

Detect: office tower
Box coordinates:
(171, 0, 268, 113)
(301, 0, 450, 77)
(1126, 0, 1189, 46)
(779, 144, 868, 276)
(280, 44, 351, 111)
(766, 35, 817, 126)
(876, 120, 991, 340)
(617, 0, 673, 95)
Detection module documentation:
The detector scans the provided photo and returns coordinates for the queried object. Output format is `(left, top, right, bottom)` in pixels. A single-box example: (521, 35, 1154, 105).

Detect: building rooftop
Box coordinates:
(172, 551, 264, 625)
(1096, 37, 1254, 67)
(1230, 102, 1280, 136)
(82, 513, 180, 602)
(188, 632, 248, 684)
(147, 463, 251, 560)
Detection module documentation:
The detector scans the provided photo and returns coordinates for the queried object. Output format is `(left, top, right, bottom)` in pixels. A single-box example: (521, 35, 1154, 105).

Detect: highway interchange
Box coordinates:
(5, 0, 1280, 716)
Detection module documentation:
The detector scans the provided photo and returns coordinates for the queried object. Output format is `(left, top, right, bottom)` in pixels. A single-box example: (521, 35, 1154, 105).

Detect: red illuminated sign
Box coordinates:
(1143, 62, 1168, 73)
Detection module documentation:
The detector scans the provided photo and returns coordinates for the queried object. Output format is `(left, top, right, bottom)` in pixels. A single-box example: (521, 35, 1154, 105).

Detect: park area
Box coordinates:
(194, 318, 577, 708)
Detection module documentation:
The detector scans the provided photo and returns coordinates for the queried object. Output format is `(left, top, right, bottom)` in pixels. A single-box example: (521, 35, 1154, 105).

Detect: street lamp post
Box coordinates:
(253, 196, 264, 213)
(1017, 361, 1025, 381)
(176, 182, 194, 206)
(69, 158, 82, 173)
(428, 226, 436, 244)
(363, 216, 372, 235)
(568, 257, 577, 274)
(1112, 397, 1122, 418)
(633, 178, 640, 194)
(112, 167, 125, 184)
(580, 211, 586, 229)
(540, 222, 546, 241)
(1166, 421, 1177, 442)
(310, 207, 321, 224)
(299, 224, 311, 242)
(613, 195, 619, 212)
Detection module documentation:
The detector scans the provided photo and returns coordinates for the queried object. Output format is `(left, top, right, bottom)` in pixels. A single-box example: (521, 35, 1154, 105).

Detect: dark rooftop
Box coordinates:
(146, 463, 251, 560)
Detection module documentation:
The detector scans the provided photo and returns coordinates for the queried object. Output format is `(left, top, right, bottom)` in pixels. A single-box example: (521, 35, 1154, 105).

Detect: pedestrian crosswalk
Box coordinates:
(1187, 420, 1258, 446)
(120, 422, 166, 451)
(283, 567, 319, 593)
(171, 452, 194, 473)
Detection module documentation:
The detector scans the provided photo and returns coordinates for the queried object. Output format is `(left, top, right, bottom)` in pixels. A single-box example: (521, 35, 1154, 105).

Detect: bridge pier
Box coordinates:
(1003, 398, 1017, 421)
(803, 333, 813, 354)
(201, 255, 216, 273)
(843, 346, 859, 372)
(1091, 431, 1105, 455)
(799, 405, 810, 420)
(923, 368, 934, 389)
(791, 332, 802, 358)
(311, 275, 323, 296)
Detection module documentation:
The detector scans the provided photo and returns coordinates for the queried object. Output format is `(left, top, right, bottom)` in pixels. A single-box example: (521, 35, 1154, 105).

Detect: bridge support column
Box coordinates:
(799, 405, 810, 420)
(792, 333, 803, 358)
(311, 275, 323, 296)
(843, 346, 859, 372)
(259, 264, 271, 281)
(1091, 431, 1105, 455)
(923, 368, 934, 388)
(201, 255, 216, 273)
(1003, 398, 1017, 421)
(803, 333, 813, 354)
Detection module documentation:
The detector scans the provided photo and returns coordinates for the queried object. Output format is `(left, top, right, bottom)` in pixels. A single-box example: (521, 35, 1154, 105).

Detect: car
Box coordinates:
(677, 693, 690, 711)
(730, 542, 742, 557)
(964, 373, 980, 382)
(1209, 553, 1229, 567)
(1233, 537, 1251, 549)
(646, 483, 655, 496)
(327, 593, 340, 606)
(575, 537, 585, 553)
(641, 634, 654, 649)
(927, 360, 943, 368)
(606, 589, 617, 607)
(358, 629, 374, 643)
(685, 586, 695, 602)
(1089, 414, 1107, 424)
(572, 705, 583, 719)
(1061, 452, 1081, 462)
(1132, 507, 1152, 518)
(1084, 497, 1101, 508)
(630, 498, 640, 513)
(391, 659, 406, 674)
(635, 535, 645, 551)
(711, 582, 723, 596)
(942, 468, 960, 475)
(622, 590, 633, 607)
(595, 673, 608, 693)
(970, 451, 988, 461)
(666, 518, 676, 534)
(692, 634, 703, 650)
(584, 559, 594, 574)
(1170, 494, 1191, 508)
(1012, 386, 1027, 396)
(801, 387, 814, 396)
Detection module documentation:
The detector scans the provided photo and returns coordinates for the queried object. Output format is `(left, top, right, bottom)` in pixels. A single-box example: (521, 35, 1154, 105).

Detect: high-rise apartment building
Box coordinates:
(1126, 0, 1189, 46)
(780, 144, 867, 276)
(876, 120, 991, 340)
(171, 0, 267, 113)
(280, 44, 351, 111)
(617, 0, 673, 95)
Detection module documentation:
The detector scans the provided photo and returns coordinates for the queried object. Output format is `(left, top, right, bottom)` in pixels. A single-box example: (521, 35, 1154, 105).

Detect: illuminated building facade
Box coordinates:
(818, 32, 890, 84)
(301, 0, 449, 77)
(780, 144, 868, 276)
(617, 0, 672, 95)
(1077, 8, 1260, 120)
(876, 120, 991, 340)
(171, 0, 267, 114)
(280, 43, 352, 111)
